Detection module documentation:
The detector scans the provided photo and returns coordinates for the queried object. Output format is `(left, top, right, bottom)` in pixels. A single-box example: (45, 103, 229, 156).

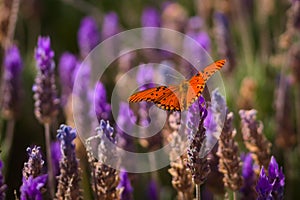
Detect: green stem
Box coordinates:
(233, 191, 238, 200)
(196, 184, 201, 200)
(44, 123, 55, 198)
(295, 83, 300, 155)
(3, 119, 15, 174)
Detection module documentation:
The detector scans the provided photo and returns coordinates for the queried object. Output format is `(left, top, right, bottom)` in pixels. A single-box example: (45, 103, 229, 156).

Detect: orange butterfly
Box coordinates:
(129, 59, 226, 111)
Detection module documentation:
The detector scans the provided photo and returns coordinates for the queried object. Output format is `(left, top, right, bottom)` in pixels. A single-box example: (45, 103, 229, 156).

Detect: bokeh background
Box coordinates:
(0, 0, 299, 199)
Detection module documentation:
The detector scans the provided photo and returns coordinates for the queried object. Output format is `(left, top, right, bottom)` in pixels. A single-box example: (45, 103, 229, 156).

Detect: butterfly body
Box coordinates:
(129, 59, 226, 111)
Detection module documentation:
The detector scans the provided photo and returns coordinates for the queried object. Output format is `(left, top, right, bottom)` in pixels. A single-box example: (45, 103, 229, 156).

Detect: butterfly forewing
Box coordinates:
(129, 86, 182, 111)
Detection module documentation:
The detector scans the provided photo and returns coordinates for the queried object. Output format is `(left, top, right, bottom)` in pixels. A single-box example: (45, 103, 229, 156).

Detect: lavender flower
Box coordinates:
(20, 174, 48, 200)
(187, 97, 210, 185)
(118, 169, 133, 200)
(213, 12, 236, 73)
(77, 16, 100, 57)
(0, 161, 7, 199)
(56, 125, 82, 199)
(147, 180, 159, 200)
(86, 120, 121, 199)
(116, 102, 137, 151)
(256, 156, 285, 200)
(1, 45, 23, 119)
(256, 167, 273, 200)
(239, 109, 271, 168)
(185, 16, 211, 51)
(32, 36, 59, 124)
(102, 12, 120, 40)
(51, 141, 62, 176)
(240, 153, 257, 199)
(23, 146, 44, 179)
(58, 52, 78, 106)
(217, 112, 243, 191)
(268, 157, 285, 199)
(141, 7, 161, 27)
(168, 112, 194, 199)
(94, 81, 111, 121)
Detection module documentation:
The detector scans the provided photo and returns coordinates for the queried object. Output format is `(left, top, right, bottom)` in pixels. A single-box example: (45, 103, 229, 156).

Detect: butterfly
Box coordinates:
(129, 59, 226, 111)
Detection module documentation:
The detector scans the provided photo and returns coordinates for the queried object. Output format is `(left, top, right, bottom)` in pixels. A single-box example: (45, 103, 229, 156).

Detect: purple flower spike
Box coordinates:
(142, 7, 161, 27)
(240, 153, 256, 199)
(56, 125, 82, 198)
(1, 45, 23, 119)
(268, 156, 285, 199)
(51, 141, 62, 176)
(147, 180, 159, 200)
(33, 36, 59, 124)
(35, 36, 54, 71)
(20, 174, 48, 200)
(58, 52, 78, 105)
(256, 156, 285, 200)
(94, 82, 111, 121)
(57, 125, 76, 156)
(116, 102, 136, 151)
(256, 167, 273, 200)
(118, 169, 133, 200)
(186, 16, 211, 51)
(78, 16, 101, 57)
(0, 161, 7, 199)
(137, 64, 155, 90)
(102, 12, 120, 40)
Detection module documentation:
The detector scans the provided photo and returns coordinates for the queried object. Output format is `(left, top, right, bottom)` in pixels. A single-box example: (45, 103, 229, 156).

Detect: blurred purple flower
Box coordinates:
(256, 167, 273, 200)
(142, 7, 161, 27)
(20, 174, 47, 200)
(94, 81, 111, 121)
(77, 16, 101, 57)
(118, 169, 133, 200)
(1, 45, 23, 119)
(102, 12, 120, 40)
(116, 102, 137, 151)
(35, 36, 54, 71)
(256, 156, 285, 200)
(51, 141, 62, 176)
(240, 153, 256, 199)
(0, 161, 7, 200)
(186, 16, 210, 51)
(136, 64, 155, 91)
(136, 64, 155, 127)
(33, 36, 59, 124)
(58, 52, 78, 105)
(147, 180, 159, 200)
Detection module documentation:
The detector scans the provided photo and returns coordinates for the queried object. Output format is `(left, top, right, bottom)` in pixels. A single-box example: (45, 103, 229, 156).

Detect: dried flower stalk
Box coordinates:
(217, 112, 243, 191)
(239, 109, 271, 168)
(168, 112, 194, 200)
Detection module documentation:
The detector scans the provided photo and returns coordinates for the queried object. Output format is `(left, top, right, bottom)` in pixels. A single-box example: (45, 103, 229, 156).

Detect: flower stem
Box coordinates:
(3, 119, 15, 174)
(44, 123, 54, 198)
(295, 83, 300, 155)
(233, 191, 238, 200)
(195, 184, 201, 200)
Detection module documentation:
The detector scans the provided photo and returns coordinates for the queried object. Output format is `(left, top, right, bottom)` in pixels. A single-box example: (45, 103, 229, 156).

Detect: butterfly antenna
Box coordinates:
(166, 73, 182, 80)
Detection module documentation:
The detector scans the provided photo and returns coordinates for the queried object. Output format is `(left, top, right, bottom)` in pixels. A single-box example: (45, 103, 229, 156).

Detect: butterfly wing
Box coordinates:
(185, 59, 226, 108)
(202, 59, 226, 81)
(129, 86, 182, 111)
